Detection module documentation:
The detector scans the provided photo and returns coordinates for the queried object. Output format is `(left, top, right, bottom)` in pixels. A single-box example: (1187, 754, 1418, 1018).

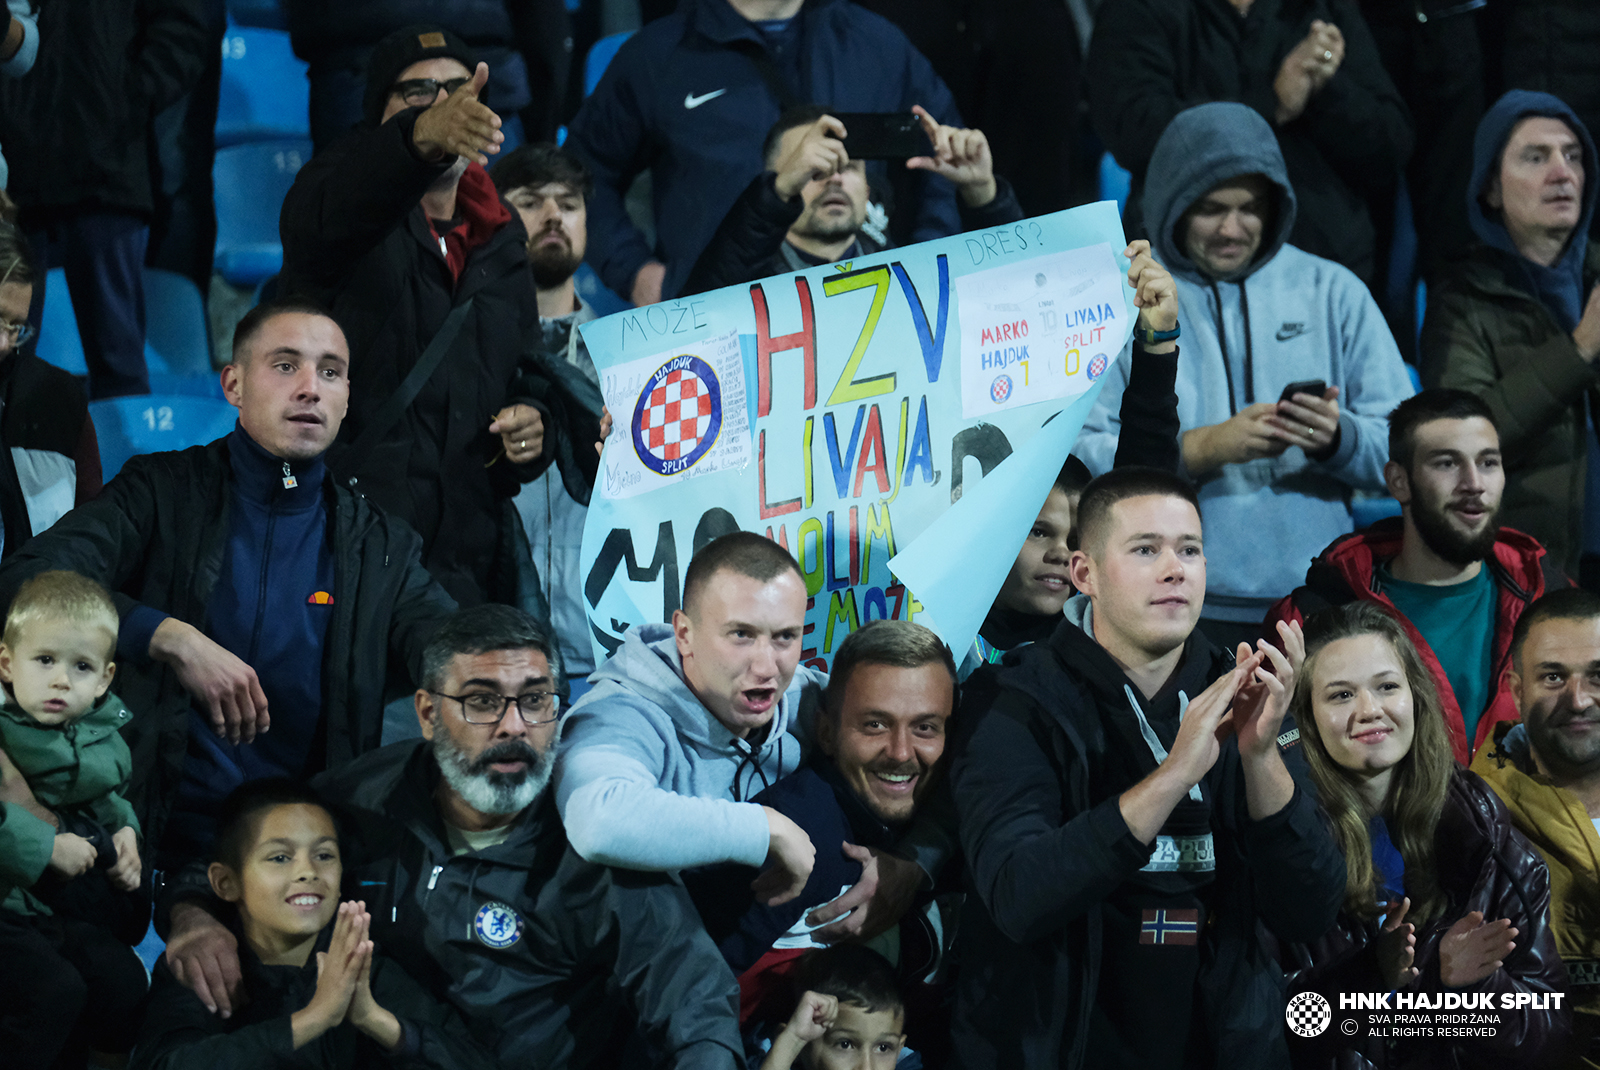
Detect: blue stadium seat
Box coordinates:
(89, 395, 239, 481)
(1098, 152, 1132, 216)
(1352, 495, 1403, 529)
(36, 269, 220, 396)
(585, 32, 633, 97)
(217, 24, 310, 145)
(214, 138, 311, 286)
(144, 269, 221, 397)
(36, 267, 87, 377)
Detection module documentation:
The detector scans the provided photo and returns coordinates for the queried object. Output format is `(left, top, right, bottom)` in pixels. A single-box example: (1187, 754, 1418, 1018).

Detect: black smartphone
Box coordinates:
(1278, 379, 1327, 404)
(832, 112, 930, 160)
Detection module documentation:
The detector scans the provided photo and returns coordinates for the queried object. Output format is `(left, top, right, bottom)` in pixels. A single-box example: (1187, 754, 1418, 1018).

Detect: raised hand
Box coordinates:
(1376, 897, 1419, 990)
(906, 104, 997, 208)
(411, 63, 503, 165)
(761, 991, 841, 1069)
(1439, 911, 1518, 987)
(1233, 624, 1298, 761)
(293, 901, 370, 1049)
(1124, 240, 1179, 335)
(1274, 21, 1345, 124)
(344, 901, 404, 1050)
(772, 115, 850, 201)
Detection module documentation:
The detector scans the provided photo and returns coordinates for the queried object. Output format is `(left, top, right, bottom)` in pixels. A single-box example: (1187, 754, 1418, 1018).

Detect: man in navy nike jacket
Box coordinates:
(565, 0, 963, 305)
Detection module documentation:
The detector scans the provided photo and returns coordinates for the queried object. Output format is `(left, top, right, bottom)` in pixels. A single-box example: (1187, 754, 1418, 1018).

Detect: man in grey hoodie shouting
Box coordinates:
(1078, 101, 1415, 653)
(554, 531, 941, 938)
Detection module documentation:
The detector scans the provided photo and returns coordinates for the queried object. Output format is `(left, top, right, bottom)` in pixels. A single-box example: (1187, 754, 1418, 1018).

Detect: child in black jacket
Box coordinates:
(132, 779, 492, 1070)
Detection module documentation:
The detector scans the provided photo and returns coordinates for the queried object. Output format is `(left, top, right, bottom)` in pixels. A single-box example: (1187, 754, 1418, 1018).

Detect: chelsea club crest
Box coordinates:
(473, 901, 523, 949)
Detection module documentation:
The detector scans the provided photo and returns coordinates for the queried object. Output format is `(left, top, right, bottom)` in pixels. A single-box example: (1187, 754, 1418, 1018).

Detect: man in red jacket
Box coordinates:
(1268, 388, 1568, 762)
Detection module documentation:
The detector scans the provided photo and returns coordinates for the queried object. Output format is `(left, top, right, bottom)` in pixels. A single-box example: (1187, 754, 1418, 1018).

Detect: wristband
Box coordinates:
(1135, 322, 1180, 346)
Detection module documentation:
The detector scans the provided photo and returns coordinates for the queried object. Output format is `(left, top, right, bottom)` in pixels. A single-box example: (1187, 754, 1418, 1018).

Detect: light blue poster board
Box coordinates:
(578, 201, 1134, 670)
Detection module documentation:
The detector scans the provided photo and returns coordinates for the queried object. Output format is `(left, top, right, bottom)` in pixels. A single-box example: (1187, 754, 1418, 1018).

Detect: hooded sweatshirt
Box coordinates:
(554, 623, 825, 871)
(1076, 102, 1414, 623)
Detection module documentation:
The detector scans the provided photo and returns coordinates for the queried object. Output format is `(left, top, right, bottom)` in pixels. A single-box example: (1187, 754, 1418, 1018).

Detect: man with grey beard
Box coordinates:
(158, 604, 746, 1066)
(279, 24, 550, 609)
(1474, 586, 1600, 1059)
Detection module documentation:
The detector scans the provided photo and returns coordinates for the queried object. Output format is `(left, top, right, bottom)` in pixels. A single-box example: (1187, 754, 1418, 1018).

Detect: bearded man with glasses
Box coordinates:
(313, 604, 745, 1066)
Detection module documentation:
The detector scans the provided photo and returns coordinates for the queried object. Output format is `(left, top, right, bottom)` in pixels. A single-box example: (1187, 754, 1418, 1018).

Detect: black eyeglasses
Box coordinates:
(431, 690, 559, 726)
(390, 77, 472, 108)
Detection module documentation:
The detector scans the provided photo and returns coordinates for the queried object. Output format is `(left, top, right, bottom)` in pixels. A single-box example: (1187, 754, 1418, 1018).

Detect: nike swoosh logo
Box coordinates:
(1276, 323, 1309, 342)
(684, 89, 727, 109)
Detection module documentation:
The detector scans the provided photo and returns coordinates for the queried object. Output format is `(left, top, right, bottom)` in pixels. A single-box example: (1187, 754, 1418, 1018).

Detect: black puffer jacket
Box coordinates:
(951, 607, 1346, 1069)
(0, 0, 209, 218)
(314, 740, 745, 1069)
(1086, 0, 1411, 283)
(1280, 770, 1572, 1069)
(0, 437, 456, 856)
(279, 108, 543, 607)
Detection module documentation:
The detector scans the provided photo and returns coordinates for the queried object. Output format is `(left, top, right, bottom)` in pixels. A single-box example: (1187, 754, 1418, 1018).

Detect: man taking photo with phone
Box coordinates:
(683, 104, 1022, 294)
(1077, 102, 1415, 651)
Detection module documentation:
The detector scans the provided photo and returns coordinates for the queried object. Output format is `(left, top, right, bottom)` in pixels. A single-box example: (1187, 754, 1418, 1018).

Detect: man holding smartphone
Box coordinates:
(564, 0, 965, 306)
(683, 104, 1022, 294)
(1076, 102, 1415, 651)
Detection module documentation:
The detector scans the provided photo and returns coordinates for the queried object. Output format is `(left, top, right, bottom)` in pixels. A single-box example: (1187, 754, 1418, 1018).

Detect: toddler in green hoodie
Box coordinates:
(0, 569, 147, 1069)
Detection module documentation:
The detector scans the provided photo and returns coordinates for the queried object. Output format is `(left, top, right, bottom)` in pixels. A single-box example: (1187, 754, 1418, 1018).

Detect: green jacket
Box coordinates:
(1421, 241, 1600, 574)
(0, 691, 137, 915)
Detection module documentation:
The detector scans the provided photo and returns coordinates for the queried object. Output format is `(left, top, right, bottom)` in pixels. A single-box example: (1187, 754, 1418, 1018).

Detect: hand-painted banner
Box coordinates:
(579, 201, 1134, 670)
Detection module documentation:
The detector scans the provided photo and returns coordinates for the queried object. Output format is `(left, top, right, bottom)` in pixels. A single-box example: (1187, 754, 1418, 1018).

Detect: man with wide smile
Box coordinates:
(1474, 587, 1600, 1064)
(1272, 388, 1569, 763)
(556, 531, 955, 945)
(682, 620, 960, 1052)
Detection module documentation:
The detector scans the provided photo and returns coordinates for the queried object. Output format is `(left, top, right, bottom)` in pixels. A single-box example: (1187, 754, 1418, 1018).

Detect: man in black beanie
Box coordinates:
(279, 24, 550, 609)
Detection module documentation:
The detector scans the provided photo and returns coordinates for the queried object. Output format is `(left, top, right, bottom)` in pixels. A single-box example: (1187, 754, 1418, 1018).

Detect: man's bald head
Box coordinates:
(680, 531, 805, 618)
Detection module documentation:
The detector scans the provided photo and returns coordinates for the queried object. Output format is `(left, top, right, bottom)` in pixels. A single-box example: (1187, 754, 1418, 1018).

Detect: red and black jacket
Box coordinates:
(1265, 517, 1569, 764)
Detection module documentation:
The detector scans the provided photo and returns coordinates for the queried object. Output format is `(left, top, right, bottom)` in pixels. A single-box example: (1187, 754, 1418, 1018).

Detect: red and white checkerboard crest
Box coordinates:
(631, 354, 724, 476)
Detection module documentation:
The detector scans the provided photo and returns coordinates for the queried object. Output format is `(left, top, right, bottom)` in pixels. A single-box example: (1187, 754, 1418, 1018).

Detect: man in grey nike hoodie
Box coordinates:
(1077, 102, 1415, 648)
(554, 532, 949, 926)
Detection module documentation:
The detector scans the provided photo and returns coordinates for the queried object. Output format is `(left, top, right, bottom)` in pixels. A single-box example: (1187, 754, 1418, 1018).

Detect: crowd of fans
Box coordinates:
(1, 0, 1600, 1068)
